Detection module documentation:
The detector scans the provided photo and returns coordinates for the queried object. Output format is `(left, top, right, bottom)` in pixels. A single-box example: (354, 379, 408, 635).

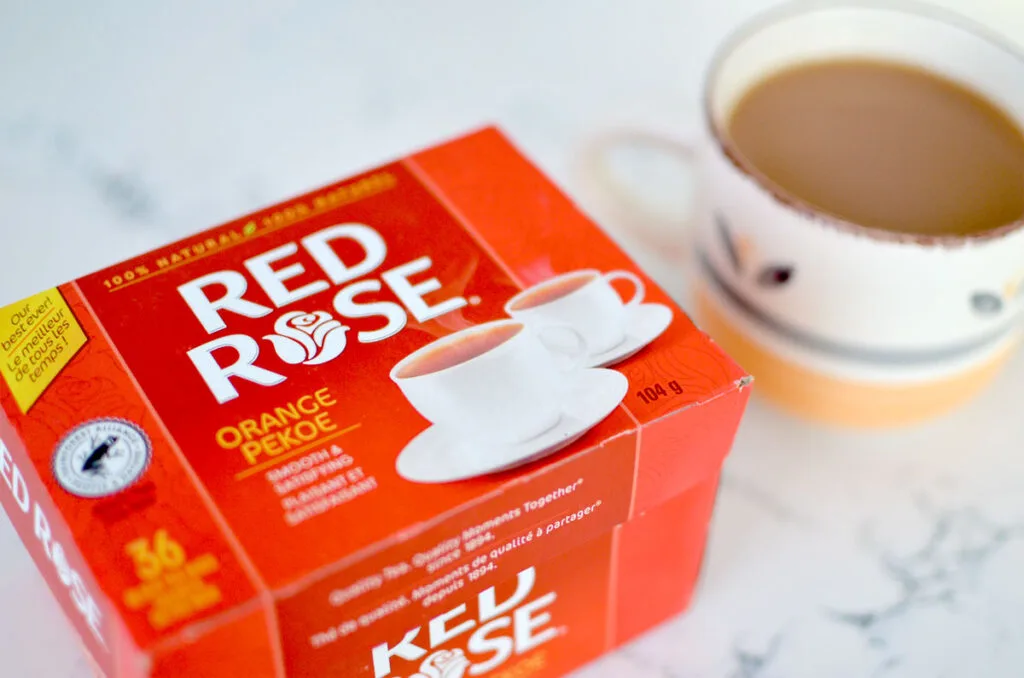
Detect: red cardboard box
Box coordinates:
(0, 127, 750, 677)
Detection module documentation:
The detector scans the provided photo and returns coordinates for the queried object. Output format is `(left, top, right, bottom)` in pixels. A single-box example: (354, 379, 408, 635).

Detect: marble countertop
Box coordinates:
(3, 1, 1024, 676)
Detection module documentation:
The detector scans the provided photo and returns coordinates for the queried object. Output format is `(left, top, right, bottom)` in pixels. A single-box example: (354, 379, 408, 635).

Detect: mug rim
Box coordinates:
(505, 268, 602, 312)
(703, 0, 1024, 247)
(390, 319, 525, 382)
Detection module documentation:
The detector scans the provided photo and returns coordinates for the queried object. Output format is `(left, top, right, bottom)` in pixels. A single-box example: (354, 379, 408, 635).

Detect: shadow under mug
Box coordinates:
(580, 0, 1024, 427)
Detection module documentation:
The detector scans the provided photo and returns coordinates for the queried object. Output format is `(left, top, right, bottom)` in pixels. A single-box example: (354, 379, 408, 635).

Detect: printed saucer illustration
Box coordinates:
(583, 303, 673, 367)
(396, 368, 628, 483)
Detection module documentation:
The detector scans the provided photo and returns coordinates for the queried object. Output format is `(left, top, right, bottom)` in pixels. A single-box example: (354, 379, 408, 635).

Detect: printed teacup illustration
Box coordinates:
(390, 319, 628, 484)
(505, 269, 673, 368)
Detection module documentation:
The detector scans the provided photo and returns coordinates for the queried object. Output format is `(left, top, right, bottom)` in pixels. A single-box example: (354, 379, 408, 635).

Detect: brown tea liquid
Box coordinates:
(399, 324, 520, 377)
(727, 59, 1024, 236)
(510, 273, 593, 311)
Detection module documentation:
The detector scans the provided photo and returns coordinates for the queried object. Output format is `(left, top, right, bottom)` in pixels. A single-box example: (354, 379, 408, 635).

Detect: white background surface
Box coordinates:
(3, 1, 1024, 676)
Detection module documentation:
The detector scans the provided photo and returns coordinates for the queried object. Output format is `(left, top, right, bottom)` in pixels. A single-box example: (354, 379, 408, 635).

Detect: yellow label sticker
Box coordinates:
(0, 289, 88, 413)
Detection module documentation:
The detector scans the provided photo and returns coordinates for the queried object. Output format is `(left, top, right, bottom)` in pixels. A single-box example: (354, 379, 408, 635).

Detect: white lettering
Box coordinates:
(479, 567, 536, 623)
(70, 571, 103, 642)
(178, 224, 472, 405)
(513, 592, 558, 653)
(33, 503, 52, 559)
(244, 243, 329, 307)
(52, 541, 72, 586)
(32, 505, 105, 646)
(429, 603, 476, 647)
(372, 627, 427, 678)
(12, 468, 29, 515)
(187, 335, 286, 404)
(179, 271, 273, 334)
(332, 280, 407, 343)
(382, 257, 467, 322)
(372, 567, 557, 677)
(302, 224, 387, 285)
(0, 440, 11, 489)
(467, 618, 513, 676)
(0, 441, 29, 514)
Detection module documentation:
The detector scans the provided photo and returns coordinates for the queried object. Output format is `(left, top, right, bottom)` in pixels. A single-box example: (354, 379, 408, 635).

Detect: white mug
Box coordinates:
(505, 269, 645, 355)
(581, 0, 1024, 427)
(390, 320, 584, 445)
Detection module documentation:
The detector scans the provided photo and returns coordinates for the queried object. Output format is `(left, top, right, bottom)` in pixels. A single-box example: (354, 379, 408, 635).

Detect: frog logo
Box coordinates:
(263, 310, 350, 366)
(53, 419, 151, 499)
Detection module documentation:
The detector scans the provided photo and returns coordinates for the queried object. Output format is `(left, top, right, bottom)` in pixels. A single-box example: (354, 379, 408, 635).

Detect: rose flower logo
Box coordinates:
(410, 649, 470, 678)
(263, 310, 350, 366)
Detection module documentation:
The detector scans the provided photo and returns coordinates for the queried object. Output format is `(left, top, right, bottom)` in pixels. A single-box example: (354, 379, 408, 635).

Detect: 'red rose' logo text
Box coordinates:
(178, 223, 468, 404)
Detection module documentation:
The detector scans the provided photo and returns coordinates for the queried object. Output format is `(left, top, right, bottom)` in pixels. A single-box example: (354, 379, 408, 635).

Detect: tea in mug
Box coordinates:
(728, 59, 1024, 236)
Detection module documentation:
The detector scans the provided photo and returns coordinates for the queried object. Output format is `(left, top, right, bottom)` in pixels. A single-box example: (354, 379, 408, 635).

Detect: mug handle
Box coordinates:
(536, 325, 589, 372)
(603, 270, 645, 307)
(577, 121, 698, 256)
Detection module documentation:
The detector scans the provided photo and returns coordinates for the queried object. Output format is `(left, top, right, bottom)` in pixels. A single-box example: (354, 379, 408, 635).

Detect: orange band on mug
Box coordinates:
(695, 284, 1015, 427)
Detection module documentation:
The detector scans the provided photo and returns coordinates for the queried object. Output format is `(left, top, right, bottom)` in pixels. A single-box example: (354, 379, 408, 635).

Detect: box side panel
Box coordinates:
(275, 431, 637, 675)
(0, 286, 272, 667)
(302, 532, 618, 678)
(149, 607, 277, 678)
(633, 384, 751, 516)
(613, 471, 722, 646)
(0, 408, 130, 676)
(282, 471, 728, 678)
